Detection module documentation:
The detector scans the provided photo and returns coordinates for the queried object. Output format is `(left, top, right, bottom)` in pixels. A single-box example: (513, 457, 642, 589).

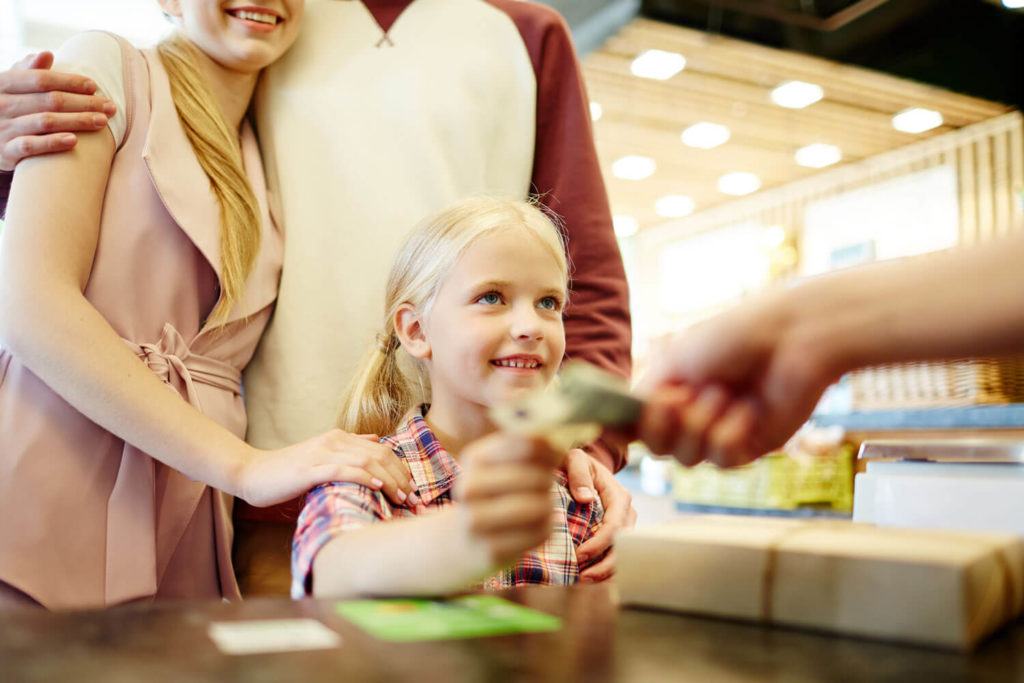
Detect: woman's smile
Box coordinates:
(225, 6, 284, 33)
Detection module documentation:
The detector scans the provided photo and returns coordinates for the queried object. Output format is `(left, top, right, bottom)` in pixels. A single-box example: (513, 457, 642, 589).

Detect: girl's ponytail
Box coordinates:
(336, 331, 416, 436)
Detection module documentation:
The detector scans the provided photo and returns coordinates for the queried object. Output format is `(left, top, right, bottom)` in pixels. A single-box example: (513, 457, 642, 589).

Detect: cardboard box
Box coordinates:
(616, 515, 1024, 651)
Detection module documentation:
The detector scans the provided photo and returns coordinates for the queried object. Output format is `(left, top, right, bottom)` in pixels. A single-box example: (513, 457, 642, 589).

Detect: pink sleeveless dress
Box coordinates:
(0, 34, 284, 609)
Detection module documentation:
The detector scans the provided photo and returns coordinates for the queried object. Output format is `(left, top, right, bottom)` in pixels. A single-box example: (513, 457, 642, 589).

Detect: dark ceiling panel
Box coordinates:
(641, 0, 1024, 108)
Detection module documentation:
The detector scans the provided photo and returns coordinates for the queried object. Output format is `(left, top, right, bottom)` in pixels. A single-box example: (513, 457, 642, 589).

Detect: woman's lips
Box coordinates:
(226, 7, 282, 33)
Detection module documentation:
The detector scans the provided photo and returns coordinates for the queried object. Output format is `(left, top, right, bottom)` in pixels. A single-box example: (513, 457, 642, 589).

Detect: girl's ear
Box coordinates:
(394, 303, 431, 360)
(156, 0, 183, 18)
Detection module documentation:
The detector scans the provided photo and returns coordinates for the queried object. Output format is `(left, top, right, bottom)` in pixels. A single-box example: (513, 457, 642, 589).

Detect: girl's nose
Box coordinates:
(510, 306, 543, 340)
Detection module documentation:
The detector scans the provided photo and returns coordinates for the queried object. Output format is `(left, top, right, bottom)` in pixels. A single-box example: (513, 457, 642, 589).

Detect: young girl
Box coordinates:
(0, 1, 413, 609)
(292, 197, 605, 598)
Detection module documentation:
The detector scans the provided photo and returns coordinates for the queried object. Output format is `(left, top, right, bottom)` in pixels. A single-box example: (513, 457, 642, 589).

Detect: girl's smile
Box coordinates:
(490, 355, 544, 371)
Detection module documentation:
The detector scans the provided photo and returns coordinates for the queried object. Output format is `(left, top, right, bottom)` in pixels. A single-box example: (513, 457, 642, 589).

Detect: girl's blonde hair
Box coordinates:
(337, 196, 569, 436)
(157, 34, 262, 326)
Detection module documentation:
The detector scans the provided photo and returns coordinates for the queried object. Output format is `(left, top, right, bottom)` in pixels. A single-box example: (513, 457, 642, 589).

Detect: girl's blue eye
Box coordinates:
(538, 296, 560, 311)
(478, 292, 501, 305)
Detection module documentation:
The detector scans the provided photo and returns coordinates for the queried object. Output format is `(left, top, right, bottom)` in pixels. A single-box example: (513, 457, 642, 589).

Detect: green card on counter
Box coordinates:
(336, 595, 562, 642)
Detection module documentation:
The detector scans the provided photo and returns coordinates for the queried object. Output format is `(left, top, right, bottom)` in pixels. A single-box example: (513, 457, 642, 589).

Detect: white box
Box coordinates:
(853, 461, 1024, 536)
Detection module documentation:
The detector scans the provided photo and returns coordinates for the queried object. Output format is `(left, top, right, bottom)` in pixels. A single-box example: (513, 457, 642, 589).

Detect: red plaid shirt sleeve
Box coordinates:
(290, 481, 389, 598)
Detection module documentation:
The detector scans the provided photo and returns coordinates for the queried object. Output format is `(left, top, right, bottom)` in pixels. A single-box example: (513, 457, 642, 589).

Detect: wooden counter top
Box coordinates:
(2, 584, 1021, 682)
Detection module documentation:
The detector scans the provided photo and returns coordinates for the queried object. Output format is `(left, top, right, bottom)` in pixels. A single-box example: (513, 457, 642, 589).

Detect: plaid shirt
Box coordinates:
(291, 407, 604, 598)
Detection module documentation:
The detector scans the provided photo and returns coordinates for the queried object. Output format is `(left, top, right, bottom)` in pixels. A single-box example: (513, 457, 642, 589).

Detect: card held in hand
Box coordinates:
(490, 361, 641, 450)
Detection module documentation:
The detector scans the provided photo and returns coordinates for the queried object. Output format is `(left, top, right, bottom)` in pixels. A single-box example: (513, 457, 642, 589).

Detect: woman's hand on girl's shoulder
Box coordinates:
(233, 429, 418, 508)
(454, 434, 561, 566)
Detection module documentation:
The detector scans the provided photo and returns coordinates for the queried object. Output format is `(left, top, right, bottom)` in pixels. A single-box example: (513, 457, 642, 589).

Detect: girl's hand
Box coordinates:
(454, 434, 562, 566)
(234, 430, 418, 508)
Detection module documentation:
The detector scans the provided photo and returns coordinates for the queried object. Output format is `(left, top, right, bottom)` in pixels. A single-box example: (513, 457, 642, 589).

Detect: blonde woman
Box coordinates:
(0, 1, 413, 609)
(293, 197, 606, 598)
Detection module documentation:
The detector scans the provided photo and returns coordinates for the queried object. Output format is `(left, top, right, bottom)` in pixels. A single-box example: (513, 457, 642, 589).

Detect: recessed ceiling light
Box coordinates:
(613, 215, 639, 238)
(590, 101, 603, 122)
(762, 225, 786, 249)
(655, 195, 696, 218)
(681, 122, 731, 149)
(630, 49, 686, 80)
(612, 155, 656, 181)
(770, 80, 824, 109)
(718, 172, 761, 196)
(891, 107, 943, 133)
(795, 143, 842, 168)
(1003, 0, 1024, 9)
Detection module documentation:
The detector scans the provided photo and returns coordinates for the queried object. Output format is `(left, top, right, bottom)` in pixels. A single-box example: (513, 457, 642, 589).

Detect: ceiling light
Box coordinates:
(718, 172, 761, 196)
(1003, 0, 1024, 8)
(681, 122, 730, 149)
(762, 225, 786, 249)
(795, 143, 842, 168)
(630, 50, 686, 80)
(590, 101, 603, 122)
(613, 215, 639, 238)
(770, 80, 824, 109)
(891, 107, 943, 133)
(655, 195, 696, 218)
(612, 155, 656, 181)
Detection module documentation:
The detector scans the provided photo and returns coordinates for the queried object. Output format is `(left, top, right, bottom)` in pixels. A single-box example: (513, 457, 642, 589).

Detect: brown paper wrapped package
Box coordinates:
(615, 515, 1024, 651)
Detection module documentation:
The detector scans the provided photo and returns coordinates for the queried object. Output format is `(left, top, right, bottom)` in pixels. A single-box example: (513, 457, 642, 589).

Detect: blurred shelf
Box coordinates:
(811, 404, 1024, 431)
(673, 503, 851, 519)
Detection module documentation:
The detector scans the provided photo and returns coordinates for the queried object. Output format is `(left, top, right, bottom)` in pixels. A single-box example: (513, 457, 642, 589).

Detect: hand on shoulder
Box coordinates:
(0, 51, 115, 172)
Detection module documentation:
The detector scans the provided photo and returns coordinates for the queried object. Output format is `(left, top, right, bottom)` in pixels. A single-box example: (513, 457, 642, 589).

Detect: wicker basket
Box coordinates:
(847, 357, 1024, 411)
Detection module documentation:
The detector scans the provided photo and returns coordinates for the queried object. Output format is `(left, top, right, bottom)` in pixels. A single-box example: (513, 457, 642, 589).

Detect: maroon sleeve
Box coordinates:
(489, 1, 632, 472)
(0, 171, 11, 220)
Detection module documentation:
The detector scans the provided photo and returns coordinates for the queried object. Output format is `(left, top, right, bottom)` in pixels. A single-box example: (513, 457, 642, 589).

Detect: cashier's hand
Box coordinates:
(455, 433, 562, 567)
(0, 52, 114, 171)
(637, 293, 834, 469)
(565, 449, 636, 582)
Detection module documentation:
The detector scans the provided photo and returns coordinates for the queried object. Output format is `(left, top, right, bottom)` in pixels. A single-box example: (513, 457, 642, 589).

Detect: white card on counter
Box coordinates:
(207, 618, 341, 655)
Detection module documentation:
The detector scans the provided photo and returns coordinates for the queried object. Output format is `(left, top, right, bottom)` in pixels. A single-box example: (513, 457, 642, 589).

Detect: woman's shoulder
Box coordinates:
(52, 31, 137, 147)
(51, 30, 139, 83)
(54, 30, 133, 56)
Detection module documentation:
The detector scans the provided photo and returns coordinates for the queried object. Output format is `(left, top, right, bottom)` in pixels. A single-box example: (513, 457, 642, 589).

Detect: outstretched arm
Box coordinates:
(307, 434, 559, 598)
(638, 229, 1024, 468)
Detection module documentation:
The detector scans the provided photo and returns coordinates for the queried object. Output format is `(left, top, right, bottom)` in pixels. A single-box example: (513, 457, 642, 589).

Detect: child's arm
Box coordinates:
(309, 507, 489, 598)
(303, 434, 562, 599)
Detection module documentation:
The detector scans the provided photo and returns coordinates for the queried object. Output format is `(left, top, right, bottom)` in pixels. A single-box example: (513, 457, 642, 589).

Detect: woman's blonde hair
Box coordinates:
(337, 196, 569, 436)
(157, 34, 261, 326)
